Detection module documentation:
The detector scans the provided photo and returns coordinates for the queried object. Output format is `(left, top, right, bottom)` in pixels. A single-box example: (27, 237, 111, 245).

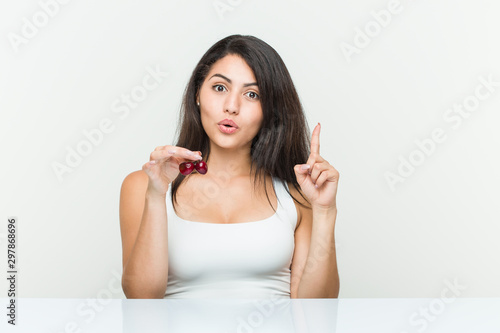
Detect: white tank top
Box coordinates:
(164, 176, 298, 299)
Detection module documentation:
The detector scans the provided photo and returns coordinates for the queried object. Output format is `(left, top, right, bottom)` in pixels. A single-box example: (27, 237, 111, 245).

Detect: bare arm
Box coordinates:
(119, 170, 169, 299)
(297, 207, 339, 298)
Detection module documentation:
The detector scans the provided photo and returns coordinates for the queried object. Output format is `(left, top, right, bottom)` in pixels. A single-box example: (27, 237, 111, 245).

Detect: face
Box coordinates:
(197, 54, 263, 151)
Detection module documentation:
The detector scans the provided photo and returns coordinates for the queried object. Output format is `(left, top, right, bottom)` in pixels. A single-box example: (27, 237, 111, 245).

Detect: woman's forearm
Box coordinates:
(297, 207, 339, 298)
(122, 192, 169, 298)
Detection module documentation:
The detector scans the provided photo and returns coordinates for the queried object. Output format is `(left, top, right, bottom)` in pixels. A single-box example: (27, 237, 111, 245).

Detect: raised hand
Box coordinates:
(293, 123, 339, 211)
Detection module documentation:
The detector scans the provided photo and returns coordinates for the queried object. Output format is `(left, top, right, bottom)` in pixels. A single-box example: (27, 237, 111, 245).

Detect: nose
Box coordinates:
(224, 92, 240, 115)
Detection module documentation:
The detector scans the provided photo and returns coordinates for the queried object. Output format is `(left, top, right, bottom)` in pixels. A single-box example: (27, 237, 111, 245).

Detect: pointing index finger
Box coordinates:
(311, 122, 321, 154)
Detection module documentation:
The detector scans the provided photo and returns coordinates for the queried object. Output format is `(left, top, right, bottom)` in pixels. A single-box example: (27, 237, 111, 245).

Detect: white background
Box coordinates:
(1, 0, 499, 299)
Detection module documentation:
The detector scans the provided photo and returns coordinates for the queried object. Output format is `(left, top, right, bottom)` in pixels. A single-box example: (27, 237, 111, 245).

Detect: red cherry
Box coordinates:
(194, 160, 208, 175)
(179, 162, 195, 176)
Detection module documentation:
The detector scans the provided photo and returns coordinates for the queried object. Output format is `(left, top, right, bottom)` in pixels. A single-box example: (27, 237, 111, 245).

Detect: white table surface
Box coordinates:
(1, 297, 499, 332)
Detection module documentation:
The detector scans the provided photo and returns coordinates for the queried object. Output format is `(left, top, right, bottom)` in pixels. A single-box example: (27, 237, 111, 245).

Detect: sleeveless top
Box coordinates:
(164, 176, 298, 298)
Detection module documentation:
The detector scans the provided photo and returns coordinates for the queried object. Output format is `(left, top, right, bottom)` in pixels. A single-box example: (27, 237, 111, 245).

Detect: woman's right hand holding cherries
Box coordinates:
(142, 146, 203, 197)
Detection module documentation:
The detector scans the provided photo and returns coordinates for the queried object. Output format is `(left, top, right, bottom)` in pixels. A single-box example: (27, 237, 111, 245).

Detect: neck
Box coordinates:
(204, 145, 252, 181)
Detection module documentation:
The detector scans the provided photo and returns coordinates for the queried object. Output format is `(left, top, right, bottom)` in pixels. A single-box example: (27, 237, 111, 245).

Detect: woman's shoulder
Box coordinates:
(283, 180, 312, 229)
(124, 169, 148, 181)
(121, 170, 149, 191)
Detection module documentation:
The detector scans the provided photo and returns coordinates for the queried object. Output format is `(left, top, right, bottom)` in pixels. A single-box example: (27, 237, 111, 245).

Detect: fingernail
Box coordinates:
(186, 151, 195, 155)
(168, 149, 176, 154)
(301, 164, 310, 170)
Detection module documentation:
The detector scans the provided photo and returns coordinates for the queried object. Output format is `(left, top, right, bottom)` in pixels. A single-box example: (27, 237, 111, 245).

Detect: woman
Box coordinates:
(119, 34, 340, 299)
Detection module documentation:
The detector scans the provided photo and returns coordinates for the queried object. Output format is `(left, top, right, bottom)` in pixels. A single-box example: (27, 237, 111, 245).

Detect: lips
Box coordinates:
(217, 118, 239, 128)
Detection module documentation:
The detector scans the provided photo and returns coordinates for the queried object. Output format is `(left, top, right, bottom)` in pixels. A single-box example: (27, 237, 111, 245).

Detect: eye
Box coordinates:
(245, 91, 260, 100)
(213, 84, 226, 92)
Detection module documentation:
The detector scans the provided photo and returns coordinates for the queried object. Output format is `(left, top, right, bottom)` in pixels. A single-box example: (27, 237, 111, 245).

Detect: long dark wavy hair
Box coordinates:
(170, 34, 312, 215)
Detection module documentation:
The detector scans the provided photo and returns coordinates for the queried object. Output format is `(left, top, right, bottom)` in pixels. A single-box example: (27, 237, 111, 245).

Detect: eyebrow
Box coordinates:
(208, 73, 258, 87)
